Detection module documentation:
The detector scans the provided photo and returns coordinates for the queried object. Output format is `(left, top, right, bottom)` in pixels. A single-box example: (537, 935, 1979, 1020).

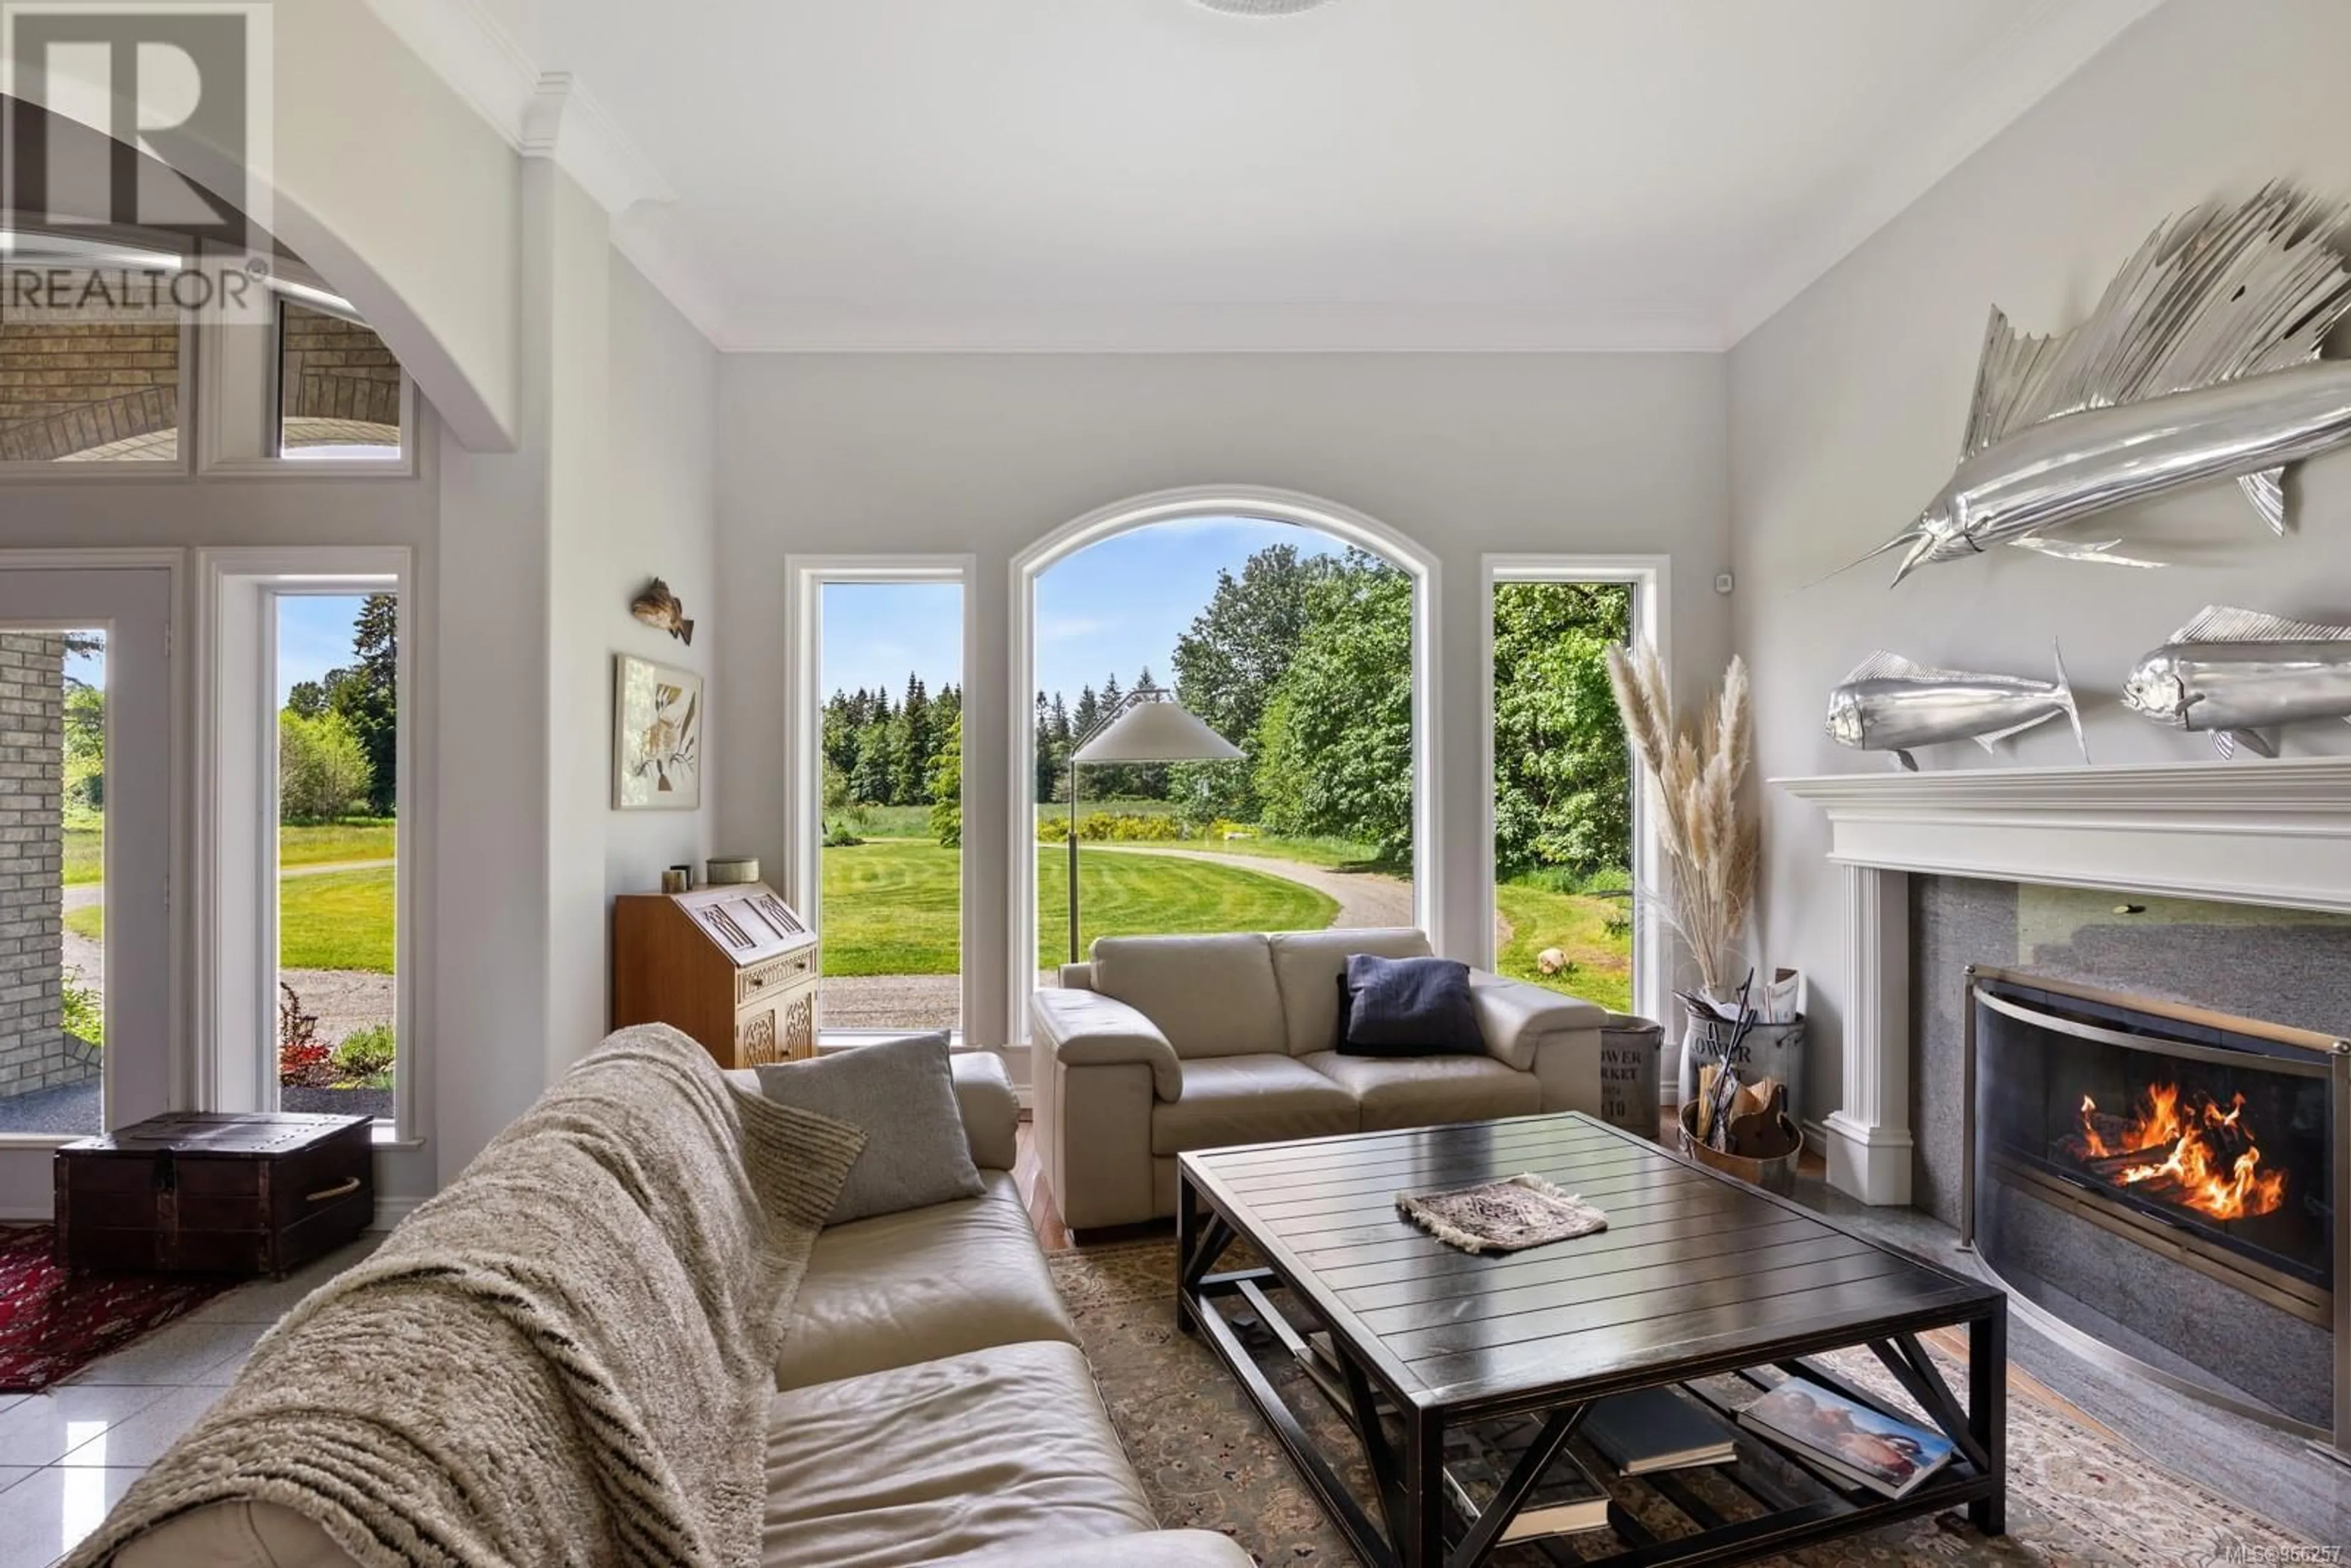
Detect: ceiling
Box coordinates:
(435, 0, 2165, 352)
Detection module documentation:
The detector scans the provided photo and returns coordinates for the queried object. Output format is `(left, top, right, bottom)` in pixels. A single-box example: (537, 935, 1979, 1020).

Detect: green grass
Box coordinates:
(1183, 832, 1402, 874)
(64, 828, 102, 887)
(279, 867, 395, 971)
(280, 820, 396, 866)
(817, 839, 1336, 976)
(73, 867, 401, 970)
(61, 821, 391, 890)
(1494, 874, 1633, 1015)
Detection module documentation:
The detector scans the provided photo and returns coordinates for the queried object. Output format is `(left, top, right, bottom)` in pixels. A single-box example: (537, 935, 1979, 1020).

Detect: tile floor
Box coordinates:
(0, 1234, 381, 1568)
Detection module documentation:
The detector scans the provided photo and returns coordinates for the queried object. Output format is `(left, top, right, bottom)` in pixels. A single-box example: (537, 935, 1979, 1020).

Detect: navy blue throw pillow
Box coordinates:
(1338, 954, 1485, 1057)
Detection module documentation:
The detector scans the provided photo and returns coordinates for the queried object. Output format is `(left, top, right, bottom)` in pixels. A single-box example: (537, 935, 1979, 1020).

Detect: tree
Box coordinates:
(1491, 582, 1632, 879)
(929, 710, 963, 848)
(279, 709, 373, 821)
(285, 680, 329, 718)
(894, 675, 932, 806)
(330, 594, 399, 817)
(1170, 543, 1332, 821)
(62, 681, 103, 816)
(1250, 552, 1415, 860)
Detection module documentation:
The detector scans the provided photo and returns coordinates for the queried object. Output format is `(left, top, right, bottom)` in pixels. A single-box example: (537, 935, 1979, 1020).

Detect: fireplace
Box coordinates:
(1965, 968, 2347, 1452)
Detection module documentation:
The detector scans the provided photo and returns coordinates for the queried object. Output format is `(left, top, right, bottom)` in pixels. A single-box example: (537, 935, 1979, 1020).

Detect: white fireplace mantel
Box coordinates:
(1775, 758, 2351, 1206)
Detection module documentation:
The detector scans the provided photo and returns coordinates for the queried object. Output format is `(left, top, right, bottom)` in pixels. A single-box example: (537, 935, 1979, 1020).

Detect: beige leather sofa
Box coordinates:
(1031, 928, 1609, 1231)
(111, 1053, 1250, 1568)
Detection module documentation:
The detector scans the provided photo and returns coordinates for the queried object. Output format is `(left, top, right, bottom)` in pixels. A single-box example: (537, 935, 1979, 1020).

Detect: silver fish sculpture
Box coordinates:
(631, 577, 694, 645)
(1826, 645, 2085, 773)
(1858, 185, 2351, 587)
(2122, 606, 2351, 759)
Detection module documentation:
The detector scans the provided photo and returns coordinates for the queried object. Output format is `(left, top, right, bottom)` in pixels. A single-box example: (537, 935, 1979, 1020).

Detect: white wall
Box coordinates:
(1728, 0, 2351, 1123)
(716, 352, 1732, 1051)
(601, 260, 719, 907)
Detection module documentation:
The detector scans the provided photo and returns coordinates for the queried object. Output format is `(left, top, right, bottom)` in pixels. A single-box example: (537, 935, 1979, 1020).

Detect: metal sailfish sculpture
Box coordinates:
(1859, 185, 2351, 587)
(1826, 645, 2085, 772)
(2123, 605, 2351, 759)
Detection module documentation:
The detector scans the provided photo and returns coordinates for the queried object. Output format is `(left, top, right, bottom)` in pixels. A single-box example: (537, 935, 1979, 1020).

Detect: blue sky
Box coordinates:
(819, 518, 1345, 704)
(276, 596, 369, 703)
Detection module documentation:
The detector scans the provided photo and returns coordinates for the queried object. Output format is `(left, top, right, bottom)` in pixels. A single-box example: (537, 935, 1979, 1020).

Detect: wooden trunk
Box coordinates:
(612, 882, 820, 1068)
(54, 1112, 375, 1278)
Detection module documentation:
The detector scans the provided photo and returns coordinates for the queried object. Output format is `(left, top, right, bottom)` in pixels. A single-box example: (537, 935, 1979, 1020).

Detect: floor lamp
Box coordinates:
(1065, 684, 1242, 964)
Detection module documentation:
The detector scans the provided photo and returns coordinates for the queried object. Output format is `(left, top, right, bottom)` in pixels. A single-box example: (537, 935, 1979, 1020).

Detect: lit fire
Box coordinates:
(2074, 1084, 2286, 1222)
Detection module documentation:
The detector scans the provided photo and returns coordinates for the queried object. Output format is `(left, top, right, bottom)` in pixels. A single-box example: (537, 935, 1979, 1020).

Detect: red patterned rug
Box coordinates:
(0, 1225, 236, 1392)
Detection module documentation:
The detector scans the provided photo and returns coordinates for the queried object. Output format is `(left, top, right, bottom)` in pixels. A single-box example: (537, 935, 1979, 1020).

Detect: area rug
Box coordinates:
(0, 1225, 234, 1391)
(1051, 1241, 2315, 1567)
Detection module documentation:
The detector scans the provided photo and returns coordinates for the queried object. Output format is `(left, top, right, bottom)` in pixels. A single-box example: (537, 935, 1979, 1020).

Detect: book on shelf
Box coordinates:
(1440, 1416, 1612, 1543)
(1583, 1386, 1738, 1476)
(1736, 1378, 1955, 1500)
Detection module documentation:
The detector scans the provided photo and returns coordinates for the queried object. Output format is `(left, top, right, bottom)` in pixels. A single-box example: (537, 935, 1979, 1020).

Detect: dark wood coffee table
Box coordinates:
(1177, 1111, 2006, 1568)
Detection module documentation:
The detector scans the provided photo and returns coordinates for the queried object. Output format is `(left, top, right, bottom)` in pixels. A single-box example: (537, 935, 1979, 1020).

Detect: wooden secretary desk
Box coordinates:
(612, 882, 820, 1067)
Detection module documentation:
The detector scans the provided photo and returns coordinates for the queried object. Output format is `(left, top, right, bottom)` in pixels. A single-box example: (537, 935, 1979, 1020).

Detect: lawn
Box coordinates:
(73, 866, 396, 972)
(280, 819, 396, 866)
(64, 828, 101, 887)
(59, 820, 390, 890)
(819, 838, 1336, 976)
(1493, 875, 1633, 1015)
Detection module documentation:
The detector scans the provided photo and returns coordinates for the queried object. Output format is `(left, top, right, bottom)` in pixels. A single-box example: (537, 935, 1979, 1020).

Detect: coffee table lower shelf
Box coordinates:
(1179, 1254, 2007, 1568)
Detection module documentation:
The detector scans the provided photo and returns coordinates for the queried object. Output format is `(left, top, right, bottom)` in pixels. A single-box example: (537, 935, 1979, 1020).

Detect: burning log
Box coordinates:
(2068, 1085, 2287, 1222)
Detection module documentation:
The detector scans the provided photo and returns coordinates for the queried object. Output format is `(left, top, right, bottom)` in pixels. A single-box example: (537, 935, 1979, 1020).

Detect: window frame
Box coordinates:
(783, 554, 978, 1041)
(195, 283, 416, 479)
(196, 547, 421, 1143)
(1479, 553, 1671, 1034)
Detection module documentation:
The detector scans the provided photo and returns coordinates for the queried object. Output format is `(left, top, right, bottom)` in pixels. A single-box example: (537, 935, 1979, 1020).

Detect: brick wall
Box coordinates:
(281, 302, 402, 440)
(0, 634, 86, 1095)
(0, 316, 179, 462)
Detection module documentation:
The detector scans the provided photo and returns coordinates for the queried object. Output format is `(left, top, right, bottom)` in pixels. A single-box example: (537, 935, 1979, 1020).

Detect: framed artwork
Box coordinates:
(614, 653, 702, 810)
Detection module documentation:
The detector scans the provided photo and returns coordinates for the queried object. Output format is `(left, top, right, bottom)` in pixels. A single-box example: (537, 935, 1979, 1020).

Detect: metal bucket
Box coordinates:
(1595, 1014, 1663, 1138)
(1677, 1102, 1804, 1196)
(1676, 1005, 1806, 1122)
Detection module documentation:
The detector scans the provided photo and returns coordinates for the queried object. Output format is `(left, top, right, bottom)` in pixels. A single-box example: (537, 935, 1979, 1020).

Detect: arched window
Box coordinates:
(1010, 487, 1441, 1035)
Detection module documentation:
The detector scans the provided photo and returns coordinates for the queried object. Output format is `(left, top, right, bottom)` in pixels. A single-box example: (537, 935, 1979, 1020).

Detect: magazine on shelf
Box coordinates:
(1737, 1379, 1955, 1499)
(1584, 1386, 1738, 1475)
(1439, 1417, 1612, 1542)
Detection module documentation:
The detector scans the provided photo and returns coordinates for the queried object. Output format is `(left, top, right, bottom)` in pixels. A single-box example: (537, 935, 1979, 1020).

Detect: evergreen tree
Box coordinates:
(331, 594, 399, 817)
(895, 675, 932, 805)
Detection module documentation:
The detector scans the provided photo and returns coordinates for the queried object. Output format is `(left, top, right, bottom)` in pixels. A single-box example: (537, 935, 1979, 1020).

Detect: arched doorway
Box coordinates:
(1009, 485, 1442, 1036)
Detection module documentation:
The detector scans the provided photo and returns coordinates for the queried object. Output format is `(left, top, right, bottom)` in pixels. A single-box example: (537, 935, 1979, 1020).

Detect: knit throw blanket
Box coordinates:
(68, 1024, 865, 1568)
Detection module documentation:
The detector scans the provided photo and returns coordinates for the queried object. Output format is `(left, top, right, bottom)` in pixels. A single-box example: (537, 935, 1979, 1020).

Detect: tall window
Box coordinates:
(1031, 519, 1415, 970)
(0, 629, 106, 1134)
(273, 592, 399, 1116)
(813, 579, 964, 1032)
(1488, 580, 1635, 1013)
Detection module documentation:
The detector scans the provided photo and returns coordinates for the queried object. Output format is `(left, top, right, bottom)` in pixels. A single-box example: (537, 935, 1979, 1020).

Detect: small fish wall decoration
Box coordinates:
(631, 578, 694, 646)
(2123, 606, 2351, 759)
(1854, 184, 2351, 587)
(1826, 644, 2085, 773)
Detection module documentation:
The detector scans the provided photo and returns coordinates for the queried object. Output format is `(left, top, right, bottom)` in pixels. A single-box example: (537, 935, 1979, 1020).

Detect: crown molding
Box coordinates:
(711, 309, 1729, 356)
(1719, 0, 2170, 347)
(364, 0, 671, 216)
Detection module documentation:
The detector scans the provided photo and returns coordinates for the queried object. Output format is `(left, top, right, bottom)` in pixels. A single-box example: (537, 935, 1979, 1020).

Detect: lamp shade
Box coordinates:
(1073, 699, 1242, 765)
